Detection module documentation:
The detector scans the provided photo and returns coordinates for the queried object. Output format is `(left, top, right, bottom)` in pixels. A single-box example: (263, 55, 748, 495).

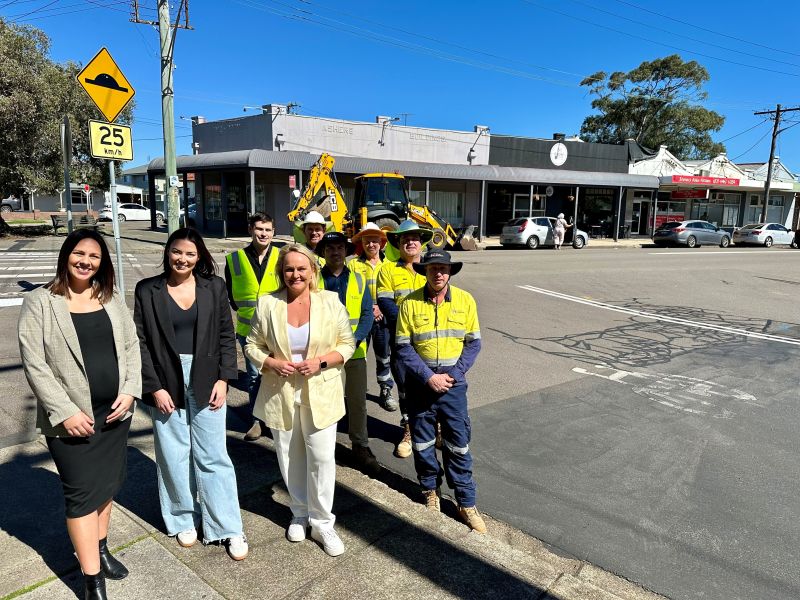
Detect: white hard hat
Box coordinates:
(301, 210, 327, 226)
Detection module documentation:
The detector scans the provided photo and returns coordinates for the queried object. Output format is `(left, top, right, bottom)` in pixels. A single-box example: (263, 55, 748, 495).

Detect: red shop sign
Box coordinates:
(671, 189, 707, 199)
(671, 175, 739, 186)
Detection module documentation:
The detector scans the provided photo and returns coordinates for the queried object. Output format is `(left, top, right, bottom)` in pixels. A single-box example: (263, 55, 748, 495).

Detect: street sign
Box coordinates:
(83, 184, 90, 192)
(76, 48, 135, 123)
(88, 120, 133, 161)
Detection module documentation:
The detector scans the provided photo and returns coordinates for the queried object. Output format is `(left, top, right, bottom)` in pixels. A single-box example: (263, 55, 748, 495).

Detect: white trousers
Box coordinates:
(271, 404, 337, 532)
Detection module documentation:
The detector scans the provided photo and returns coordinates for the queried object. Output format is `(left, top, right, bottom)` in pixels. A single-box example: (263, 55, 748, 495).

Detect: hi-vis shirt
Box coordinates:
(375, 259, 426, 326)
(395, 284, 481, 385)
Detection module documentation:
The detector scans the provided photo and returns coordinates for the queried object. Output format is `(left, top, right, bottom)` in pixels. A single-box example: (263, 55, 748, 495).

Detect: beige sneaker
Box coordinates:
(423, 489, 440, 512)
(458, 506, 487, 534)
(394, 423, 412, 458)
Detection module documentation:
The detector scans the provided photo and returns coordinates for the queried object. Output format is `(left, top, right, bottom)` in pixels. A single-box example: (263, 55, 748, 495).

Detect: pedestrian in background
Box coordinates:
(395, 248, 486, 533)
(134, 227, 248, 561)
(245, 244, 355, 556)
(18, 229, 141, 599)
(554, 213, 572, 250)
(225, 212, 282, 442)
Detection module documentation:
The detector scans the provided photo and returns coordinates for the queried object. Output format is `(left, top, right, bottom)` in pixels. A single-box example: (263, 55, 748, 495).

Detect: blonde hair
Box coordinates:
(275, 243, 320, 292)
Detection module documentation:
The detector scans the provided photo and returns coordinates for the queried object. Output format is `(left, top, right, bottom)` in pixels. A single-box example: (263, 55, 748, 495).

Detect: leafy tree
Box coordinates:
(579, 54, 725, 160)
(0, 19, 133, 200)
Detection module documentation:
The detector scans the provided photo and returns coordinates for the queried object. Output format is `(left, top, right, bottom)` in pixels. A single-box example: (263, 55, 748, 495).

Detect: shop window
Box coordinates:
(204, 174, 222, 221)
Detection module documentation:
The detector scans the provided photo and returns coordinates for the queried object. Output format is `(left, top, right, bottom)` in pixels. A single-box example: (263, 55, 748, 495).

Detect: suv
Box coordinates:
(1, 195, 22, 213)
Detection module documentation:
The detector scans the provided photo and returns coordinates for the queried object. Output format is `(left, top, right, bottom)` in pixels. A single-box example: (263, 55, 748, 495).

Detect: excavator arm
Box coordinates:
(407, 203, 459, 248)
(287, 153, 352, 233)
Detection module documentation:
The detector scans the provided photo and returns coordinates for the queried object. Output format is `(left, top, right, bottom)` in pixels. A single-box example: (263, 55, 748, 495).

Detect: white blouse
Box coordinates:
(288, 322, 309, 405)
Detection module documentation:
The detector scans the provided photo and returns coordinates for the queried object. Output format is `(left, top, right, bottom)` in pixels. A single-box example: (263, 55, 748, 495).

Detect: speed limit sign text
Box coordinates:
(88, 120, 134, 161)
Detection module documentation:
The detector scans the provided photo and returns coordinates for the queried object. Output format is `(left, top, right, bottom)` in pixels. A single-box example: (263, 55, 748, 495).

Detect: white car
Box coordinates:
(500, 216, 588, 249)
(732, 223, 797, 248)
(99, 203, 164, 223)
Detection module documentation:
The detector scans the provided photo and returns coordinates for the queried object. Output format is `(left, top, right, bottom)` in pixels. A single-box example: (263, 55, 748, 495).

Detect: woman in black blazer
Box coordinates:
(133, 228, 248, 561)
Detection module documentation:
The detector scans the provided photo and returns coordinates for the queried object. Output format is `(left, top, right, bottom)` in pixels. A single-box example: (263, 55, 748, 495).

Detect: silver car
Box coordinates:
(500, 216, 588, 249)
(652, 220, 731, 248)
(732, 223, 797, 248)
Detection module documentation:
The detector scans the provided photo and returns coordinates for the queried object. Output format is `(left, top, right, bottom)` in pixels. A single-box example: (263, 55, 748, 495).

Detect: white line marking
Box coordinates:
(0, 298, 24, 307)
(649, 250, 796, 255)
(0, 273, 52, 279)
(518, 284, 800, 346)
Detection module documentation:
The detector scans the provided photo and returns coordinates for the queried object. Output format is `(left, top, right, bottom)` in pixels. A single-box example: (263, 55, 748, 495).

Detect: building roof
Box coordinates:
(122, 164, 150, 176)
(148, 149, 659, 189)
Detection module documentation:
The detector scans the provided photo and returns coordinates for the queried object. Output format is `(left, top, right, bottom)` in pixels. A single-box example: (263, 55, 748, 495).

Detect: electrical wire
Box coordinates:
(718, 119, 771, 144)
(730, 129, 772, 161)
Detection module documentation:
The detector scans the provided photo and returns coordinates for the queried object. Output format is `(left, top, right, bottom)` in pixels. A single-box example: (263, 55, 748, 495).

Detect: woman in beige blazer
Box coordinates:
(245, 244, 354, 557)
(18, 230, 141, 600)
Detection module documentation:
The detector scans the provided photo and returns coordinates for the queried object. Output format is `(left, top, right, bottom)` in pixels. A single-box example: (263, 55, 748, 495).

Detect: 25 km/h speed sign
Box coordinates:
(88, 120, 133, 161)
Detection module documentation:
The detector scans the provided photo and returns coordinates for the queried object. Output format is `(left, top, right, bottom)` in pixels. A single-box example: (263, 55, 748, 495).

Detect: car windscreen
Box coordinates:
(657, 222, 682, 230)
(739, 224, 761, 230)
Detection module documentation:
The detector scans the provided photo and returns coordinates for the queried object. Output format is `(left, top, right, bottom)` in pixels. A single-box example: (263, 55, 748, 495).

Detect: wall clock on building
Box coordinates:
(550, 142, 568, 166)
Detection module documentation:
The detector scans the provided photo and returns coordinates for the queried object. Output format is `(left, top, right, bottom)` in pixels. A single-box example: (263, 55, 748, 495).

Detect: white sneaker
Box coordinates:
(286, 517, 308, 542)
(176, 528, 197, 548)
(226, 534, 249, 561)
(310, 527, 345, 557)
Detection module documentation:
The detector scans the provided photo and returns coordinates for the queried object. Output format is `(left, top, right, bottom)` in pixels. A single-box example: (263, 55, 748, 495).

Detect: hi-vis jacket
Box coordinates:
(320, 268, 373, 360)
(226, 247, 280, 336)
(347, 255, 383, 307)
(395, 284, 481, 385)
(375, 259, 426, 325)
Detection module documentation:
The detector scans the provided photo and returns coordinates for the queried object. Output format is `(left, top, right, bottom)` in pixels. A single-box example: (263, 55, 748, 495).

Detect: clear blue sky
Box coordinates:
(5, 0, 800, 174)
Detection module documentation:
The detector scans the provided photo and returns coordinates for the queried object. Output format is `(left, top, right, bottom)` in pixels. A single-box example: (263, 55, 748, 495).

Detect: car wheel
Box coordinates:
(791, 236, 798, 249)
(764, 236, 773, 248)
(117, 213, 126, 222)
(526, 235, 540, 249)
(572, 235, 585, 249)
(0, 205, 11, 213)
(686, 235, 697, 248)
(720, 236, 730, 248)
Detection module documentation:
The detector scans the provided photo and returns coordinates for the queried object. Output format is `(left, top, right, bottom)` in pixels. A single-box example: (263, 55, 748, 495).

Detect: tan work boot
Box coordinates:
(243, 420, 263, 441)
(422, 489, 440, 512)
(458, 506, 487, 534)
(394, 423, 412, 458)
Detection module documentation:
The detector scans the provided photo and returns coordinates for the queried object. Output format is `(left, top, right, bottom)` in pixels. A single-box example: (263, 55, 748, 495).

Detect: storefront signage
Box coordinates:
(671, 175, 739, 186)
(671, 189, 707, 199)
(323, 124, 353, 135)
(652, 213, 684, 229)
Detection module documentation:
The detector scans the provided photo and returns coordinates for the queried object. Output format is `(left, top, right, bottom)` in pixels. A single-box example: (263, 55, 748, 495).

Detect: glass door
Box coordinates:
(513, 193, 531, 219)
(630, 201, 641, 234)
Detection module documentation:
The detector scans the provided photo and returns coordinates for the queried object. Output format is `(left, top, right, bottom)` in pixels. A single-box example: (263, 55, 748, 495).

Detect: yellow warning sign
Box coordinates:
(88, 120, 133, 161)
(77, 48, 135, 123)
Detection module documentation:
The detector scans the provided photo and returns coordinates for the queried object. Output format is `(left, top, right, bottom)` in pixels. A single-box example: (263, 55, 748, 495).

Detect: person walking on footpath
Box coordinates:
(348, 223, 396, 411)
(554, 213, 572, 250)
(225, 212, 282, 442)
(317, 231, 379, 475)
(395, 248, 486, 533)
(376, 220, 432, 458)
(134, 228, 248, 561)
(245, 244, 355, 557)
(18, 229, 141, 599)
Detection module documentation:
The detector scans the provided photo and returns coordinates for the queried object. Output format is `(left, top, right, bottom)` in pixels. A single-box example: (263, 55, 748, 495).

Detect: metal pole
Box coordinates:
(479, 180, 486, 240)
(614, 186, 624, 242)
(109, 161, 125, 295)
(572, 185, 579, 230)
(250, 169, 256, 214)
(158, 0, 180, 234)
(759, 104, 781, 223)
(425, 179, 430, 206)
(61, 116, 74, 233)
(651, 190, 658, 235)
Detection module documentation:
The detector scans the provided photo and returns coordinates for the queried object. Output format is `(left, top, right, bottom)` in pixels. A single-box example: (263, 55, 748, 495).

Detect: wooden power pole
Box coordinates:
(753, 104, 800, 223)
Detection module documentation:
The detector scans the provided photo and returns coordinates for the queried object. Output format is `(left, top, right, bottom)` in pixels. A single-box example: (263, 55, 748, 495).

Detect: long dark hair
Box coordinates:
(162, 227, 216, 278)
(47, 229, 116, 302)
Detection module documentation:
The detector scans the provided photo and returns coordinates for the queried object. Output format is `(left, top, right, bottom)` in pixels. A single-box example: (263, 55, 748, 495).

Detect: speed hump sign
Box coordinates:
(88, 120, 133, 161)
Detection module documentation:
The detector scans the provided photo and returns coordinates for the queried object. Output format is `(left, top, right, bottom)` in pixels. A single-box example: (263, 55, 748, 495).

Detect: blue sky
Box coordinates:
(5, 0, 800, 173)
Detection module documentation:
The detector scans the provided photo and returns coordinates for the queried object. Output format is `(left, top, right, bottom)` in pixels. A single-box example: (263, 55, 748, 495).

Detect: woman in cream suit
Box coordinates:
(18, 229, 141, 600)
(245, 243, 355, 557)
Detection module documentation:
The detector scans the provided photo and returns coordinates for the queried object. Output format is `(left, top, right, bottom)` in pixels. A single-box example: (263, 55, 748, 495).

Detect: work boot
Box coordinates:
(423, 489, 441, 512)
(458, 506, 487, 534)
(379, 387, 399, 412)
(84, 571, 107, 600)
(99, 537, 128, 580)
(243, 420, 263, 441)
(394, 423, 412, 458)
(352, 445, 381, 476)
(435, 421, 443, 450)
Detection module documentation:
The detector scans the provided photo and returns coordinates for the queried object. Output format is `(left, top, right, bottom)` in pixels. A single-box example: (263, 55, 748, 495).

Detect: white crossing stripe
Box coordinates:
(0, 298, 24, 307)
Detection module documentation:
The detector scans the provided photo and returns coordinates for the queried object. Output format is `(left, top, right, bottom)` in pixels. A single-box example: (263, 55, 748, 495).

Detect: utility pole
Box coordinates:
(753, 104, 800, 223)
(131, 1, 192, 234)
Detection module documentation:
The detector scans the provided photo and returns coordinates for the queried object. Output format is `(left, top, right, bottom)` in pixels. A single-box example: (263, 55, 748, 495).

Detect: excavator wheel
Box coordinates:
(373, 217, 399, 231)
(430, 228, 447, 249)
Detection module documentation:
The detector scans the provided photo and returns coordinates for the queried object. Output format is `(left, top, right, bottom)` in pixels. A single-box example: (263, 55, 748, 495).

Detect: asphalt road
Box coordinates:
(1, 239, 798, 599)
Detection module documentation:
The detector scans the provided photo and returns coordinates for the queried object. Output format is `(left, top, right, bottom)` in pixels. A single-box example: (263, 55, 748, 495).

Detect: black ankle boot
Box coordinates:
(99, 538, 129, 580)
(84, 571, 107, 600)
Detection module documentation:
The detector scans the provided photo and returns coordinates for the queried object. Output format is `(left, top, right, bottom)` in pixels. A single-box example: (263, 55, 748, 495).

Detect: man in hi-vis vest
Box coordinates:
(225, 212, 282, 441)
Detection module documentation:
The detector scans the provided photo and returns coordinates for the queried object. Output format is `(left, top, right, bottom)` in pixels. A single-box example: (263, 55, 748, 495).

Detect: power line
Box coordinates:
(718, 119, 771, 144)
(730, 129, 771, 162)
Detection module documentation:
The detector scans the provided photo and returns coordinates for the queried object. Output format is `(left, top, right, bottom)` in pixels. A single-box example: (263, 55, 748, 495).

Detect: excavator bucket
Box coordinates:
(458, 225, 478, 251)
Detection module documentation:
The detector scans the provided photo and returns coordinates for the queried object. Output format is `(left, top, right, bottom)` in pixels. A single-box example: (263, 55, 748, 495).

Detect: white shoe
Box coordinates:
(287, 517, 309, 542)
(226, 534, 249, 561)
(176, 528, 197, 548)
(310, 527, 345, 557)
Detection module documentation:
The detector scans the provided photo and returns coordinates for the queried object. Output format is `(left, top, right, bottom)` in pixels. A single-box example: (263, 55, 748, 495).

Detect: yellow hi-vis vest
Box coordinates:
(226, 247, 280, 336)
(376, 259, 426, 306)
(321, 270, 368, 360)
(347, 255, 383, 305)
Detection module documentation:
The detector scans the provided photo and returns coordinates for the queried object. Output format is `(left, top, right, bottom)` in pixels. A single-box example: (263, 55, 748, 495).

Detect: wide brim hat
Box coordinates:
(315, 231, 356, 256)
(352, 222, 387, 248)
(386, 219, 434, 247)
(412, 249, 463, 276)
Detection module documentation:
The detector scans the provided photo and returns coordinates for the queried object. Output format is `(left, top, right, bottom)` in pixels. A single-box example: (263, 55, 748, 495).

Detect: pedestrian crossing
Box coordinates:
(0, 251, 57, 305)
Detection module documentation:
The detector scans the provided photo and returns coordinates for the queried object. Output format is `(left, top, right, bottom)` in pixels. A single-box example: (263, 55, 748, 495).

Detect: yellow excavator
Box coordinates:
(287, 153, 471, 250)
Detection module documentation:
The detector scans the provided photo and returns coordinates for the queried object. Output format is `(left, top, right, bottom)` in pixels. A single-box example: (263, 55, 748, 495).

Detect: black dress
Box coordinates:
(46, 309, 131, 518)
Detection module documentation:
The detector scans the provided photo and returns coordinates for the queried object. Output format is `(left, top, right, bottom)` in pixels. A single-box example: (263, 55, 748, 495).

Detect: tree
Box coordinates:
(0, 19, 133, 199)
(579, 55, 725, 160)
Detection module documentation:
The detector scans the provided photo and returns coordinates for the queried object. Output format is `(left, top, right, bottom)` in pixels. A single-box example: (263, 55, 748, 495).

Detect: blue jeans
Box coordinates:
(237, 334, 262, 423)
(150, 354, 244, 542)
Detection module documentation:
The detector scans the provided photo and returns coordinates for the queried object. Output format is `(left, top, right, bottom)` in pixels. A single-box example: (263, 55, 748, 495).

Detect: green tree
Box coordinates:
(0, 19, 133, 199)
(579, 54, 725, 160)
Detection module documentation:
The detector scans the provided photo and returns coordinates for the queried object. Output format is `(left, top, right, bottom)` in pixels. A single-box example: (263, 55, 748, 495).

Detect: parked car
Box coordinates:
(732, 223, 797, 247)
(1, 195, 22, 213)
(99, 202, 164, 223)
(652, 220, 731, 248)
(500, 216, 589, 249)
